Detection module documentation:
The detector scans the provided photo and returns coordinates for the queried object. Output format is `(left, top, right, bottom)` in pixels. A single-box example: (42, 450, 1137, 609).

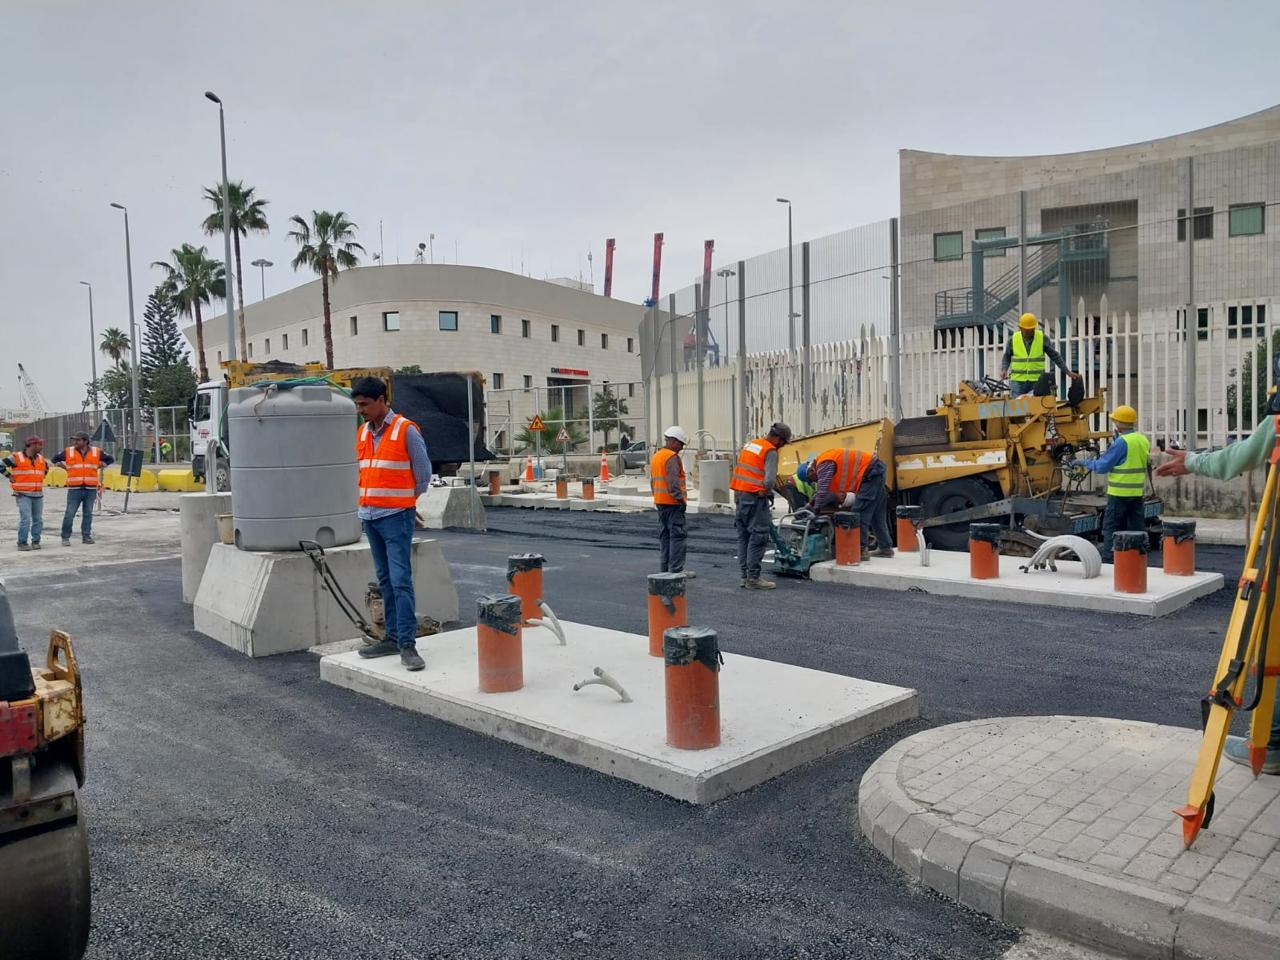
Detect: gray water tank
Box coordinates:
(228, 384, 362, 551)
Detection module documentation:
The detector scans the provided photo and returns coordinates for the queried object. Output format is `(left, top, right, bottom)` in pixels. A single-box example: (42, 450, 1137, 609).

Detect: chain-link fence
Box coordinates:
(642, 130, 1280, 452)
(13, 406, 192, 464)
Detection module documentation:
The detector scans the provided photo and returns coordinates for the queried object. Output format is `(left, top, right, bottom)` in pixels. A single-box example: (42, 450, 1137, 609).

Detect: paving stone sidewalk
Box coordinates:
(859, 716, 1280, 960)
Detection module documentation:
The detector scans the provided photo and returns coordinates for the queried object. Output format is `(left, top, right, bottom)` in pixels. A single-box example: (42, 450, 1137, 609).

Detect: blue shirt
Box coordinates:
(1082, 434, 1128, 474)
(357, 409, 433, 521)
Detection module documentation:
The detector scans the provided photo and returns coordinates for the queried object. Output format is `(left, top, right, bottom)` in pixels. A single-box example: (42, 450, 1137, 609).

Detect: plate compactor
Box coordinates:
(769, 512, 836, 577)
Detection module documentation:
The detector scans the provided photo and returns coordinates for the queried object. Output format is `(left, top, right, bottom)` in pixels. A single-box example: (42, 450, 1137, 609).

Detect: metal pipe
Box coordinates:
(466, 372, 476, 528)
(205, 92, 237, 362)
(737, 261, 747, 444)
(801, 241, 811, 434)
(79, 281, 97, 420)
(572, 666, 632, 703)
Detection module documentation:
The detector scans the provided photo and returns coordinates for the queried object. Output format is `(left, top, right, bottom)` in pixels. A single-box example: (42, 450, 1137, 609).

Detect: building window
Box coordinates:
(628, 383, 635, 398)
(1228, 304, 1266, 340)
(248, 342, 254, 358)
(383, 311, 400, 332)
(601, 333, 609, 349)
(627, 337, 635, 353)
(302, 328, 309, 347)
(490, 314, 502, 334)
(551, 324, 559, 343)
(217, 350, 222, 363)
(523, 375, 533, 391)
(1229, 203, 1264, 237)
(975, 227, 1006, 257)
(284, 334, 291, 351)
(1197, 307, 1209, 342)
(1177, 207, 1214, 241)
(1197, 408, 1209, 433)
(933, 232, 963, 261)
(521, 318, 531, 338)
(350, 316, 358, 336)
(577, 329, 585, 346)
(492, 372, 504, 389)
(439, 310, 458, 331)
(264, 338, 271, 354)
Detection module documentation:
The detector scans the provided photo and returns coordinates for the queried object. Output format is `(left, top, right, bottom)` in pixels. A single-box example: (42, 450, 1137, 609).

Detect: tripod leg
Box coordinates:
(1248, 608, 1280, 774)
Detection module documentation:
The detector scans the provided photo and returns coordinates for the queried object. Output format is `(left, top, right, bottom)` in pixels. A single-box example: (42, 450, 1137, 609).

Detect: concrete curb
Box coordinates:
(858, 718, 1279, 960)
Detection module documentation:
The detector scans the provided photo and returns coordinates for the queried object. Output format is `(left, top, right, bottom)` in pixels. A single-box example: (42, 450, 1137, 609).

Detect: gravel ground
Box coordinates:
(2, 506, 1244, 959)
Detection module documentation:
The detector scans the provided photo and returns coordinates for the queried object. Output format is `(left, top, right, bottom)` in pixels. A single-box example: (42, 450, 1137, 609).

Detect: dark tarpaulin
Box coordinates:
(391, 373, 495, 467)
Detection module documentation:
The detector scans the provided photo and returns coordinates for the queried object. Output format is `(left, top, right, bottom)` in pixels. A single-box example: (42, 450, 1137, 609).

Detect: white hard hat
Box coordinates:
(664, 425, 689, 444)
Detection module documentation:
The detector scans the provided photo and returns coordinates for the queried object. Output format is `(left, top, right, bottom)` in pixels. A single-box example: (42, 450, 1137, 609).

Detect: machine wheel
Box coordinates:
(0, 803, 91, 959)
(919, 477, 998, 552)
(215, 462, 231, 492)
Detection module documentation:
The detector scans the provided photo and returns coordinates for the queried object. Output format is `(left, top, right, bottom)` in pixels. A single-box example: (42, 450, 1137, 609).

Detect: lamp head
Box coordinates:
(109, 202, 125, 210)
(204, 91, 221, 104)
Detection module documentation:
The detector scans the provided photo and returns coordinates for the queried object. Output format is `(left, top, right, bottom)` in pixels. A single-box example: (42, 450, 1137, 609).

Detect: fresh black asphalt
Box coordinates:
(3, 508, 1245, 959)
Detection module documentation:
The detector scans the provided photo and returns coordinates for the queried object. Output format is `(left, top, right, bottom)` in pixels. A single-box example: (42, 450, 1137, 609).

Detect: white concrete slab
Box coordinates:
(194, 538, 460, 657)
(416, 486, 485, 530)
(809, 549, 1223, 617)
(321, 621, 918, 803)
(179, 491, 231, 603)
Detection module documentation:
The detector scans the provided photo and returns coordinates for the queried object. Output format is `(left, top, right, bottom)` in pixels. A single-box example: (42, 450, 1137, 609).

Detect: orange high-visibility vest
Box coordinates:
(731, 437, 772, 494)
(814, 448, 874, 497)
(357, 414, 419, 509)
(8, 452, 47, 493)
(650, 448, 684, 505)
(63, 446, 103, 488)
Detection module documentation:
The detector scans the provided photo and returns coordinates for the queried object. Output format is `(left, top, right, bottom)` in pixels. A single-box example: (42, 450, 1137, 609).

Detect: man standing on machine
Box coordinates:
(1000, 313, 1081, 397)
(802, 448, 894, 557)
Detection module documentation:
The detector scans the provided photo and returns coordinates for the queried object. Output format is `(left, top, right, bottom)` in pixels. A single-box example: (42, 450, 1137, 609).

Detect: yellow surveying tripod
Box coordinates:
(1175, 428, 1280, 846)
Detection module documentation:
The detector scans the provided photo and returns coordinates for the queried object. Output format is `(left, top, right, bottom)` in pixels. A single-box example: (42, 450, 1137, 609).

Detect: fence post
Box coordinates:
(737, 261, 747, 448)
(668, 293, 680, 425)
(801, 242, 812, 435)
(153, 407, 161, 463)
(650, 305, 662, 443)
(1182, 156, 1197, 448)
(695, 281, 705, 438)
(889, 217, 902, 421)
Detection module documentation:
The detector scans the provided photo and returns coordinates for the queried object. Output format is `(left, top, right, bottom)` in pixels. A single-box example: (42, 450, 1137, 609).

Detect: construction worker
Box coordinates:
(650, 425, 693, 578)
(351, 377, 433, 672)
(776, 459, 816, 511)
(1157, 420, 1280, 774)
(731, 422, 792, 590)
(1000, 313, 1081, 397)
(2, 436, 49, 551)
(52, 431, 113, 546)
(803, 448, 895, 557)
(1075, 405, 1149, 563)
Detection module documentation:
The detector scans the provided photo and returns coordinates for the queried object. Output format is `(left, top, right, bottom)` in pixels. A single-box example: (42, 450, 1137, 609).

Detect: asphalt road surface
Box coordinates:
(3, 507, 1244, 959)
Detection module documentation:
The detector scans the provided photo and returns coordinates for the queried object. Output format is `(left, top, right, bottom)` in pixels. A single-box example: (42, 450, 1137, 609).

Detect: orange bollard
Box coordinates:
(833, 511, 861, 565)
(506, 553, 544, 624)
(488, 470, 501, 496)
(555, 477, 568, 499)
(1162, 520, 1196, 576)
(476, 594, 523, 693)
(599, 450, 611, 483)
(522, 457, 534, 482)
(581, 478, 595, 501)
(1113, 531, 1148, 594)
(969, 523, 1001, 580)
(663, 625, 722, 750)
(896, 505, 921, 552)
(648, 572, 688, 657)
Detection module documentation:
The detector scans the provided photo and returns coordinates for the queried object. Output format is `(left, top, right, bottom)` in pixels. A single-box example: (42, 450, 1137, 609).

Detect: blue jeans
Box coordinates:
(1100, 495, 1145, 562)
(61, 487, 96, 541)
(15, 494, 43, 545)
(363, 509, 417, 649)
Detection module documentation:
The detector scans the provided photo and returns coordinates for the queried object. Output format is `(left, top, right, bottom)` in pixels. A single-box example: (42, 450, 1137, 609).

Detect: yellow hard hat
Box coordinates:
(1018, 313, 1038, 331)
(1111, 405, 1137, 425)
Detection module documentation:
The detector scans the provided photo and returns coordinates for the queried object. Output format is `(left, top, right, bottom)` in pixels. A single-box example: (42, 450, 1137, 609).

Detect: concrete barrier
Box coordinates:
(180, 492, 232, 603)
(416, 486, 485, 530)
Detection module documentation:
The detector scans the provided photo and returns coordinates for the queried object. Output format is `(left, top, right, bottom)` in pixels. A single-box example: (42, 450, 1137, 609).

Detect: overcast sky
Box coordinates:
(3, 0, 1277, 410)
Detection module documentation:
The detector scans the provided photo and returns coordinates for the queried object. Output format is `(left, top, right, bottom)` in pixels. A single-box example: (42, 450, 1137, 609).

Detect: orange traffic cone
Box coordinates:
(523, 456, 534, 482)
(599, 450, 611, 483)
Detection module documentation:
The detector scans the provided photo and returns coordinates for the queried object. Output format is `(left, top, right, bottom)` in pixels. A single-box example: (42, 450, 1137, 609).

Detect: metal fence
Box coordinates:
(14, 406, 192, 464)
(486, 382, 646, 458)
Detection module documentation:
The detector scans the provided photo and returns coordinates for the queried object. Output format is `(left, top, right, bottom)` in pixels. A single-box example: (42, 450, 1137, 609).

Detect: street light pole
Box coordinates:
(205, 91, 238, 362)
(777, 198, 795, 351)
(108, 203, 141, 447)
(251, 258, 273, 300)
(716, 267, 736, 365)
(79, 281, 97, 420)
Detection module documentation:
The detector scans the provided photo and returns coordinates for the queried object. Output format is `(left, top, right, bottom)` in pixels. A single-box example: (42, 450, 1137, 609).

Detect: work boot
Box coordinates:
(400, 645, 426, 671)
(875, 547, 895, 558)
(1224, 735, 1280, 775)
(30, 542, 41, 551)
(358, 640, 399, 659)
(743, 577, 777, 590)
(61, 539, 71, 547)
(82, 536, 95, 545)
(739, 577, 748, 588)
(17, 543, 30, 552)
(678, 569, 696, 579)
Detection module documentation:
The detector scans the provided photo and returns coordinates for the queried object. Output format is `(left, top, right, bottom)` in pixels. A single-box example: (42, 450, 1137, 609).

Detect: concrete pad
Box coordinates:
(179, 491, 232, 603)
(809, 549, 1222, 617)
(194, 538, 460, 657)
(321, 621, 918, 803)
(416, 485, 486, 530)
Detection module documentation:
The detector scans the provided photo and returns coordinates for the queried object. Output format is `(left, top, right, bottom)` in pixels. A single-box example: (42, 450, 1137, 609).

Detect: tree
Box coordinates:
(95, 363, 133, 409)
(147, 364, 198, 409)
(516, 409, 585, 455)
(99, 327, 130, 368)
(202, 181, 269, 361)
(395, 364, 423, 375)
(1226, 330, 1280, 431)
(139, 285, 197, 408)
(152, 244, 226, 383)
(288, 211, 364, 368)
(591, 389, 630, 449)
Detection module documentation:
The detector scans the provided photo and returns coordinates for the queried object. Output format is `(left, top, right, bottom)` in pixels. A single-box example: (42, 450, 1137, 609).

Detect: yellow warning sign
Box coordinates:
(528, 415, 546, 432)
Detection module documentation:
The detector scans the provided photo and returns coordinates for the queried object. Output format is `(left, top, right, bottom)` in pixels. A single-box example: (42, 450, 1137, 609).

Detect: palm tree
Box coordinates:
(202, 181, 269, 361)
(152, 244, 226, 382)
(288, 211, 364, 368)
(99, 327, 130, 368)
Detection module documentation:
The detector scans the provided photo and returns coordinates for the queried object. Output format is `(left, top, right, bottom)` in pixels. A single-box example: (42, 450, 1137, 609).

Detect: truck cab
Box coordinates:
(189, 379, 228, 489)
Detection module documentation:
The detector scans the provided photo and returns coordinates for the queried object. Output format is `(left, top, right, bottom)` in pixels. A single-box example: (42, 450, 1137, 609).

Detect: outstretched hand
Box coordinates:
(1155, 449, 1190, 477)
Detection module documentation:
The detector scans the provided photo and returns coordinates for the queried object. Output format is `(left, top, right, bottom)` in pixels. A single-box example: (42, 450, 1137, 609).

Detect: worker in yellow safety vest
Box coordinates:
(1000, 313, 1081, 397)
(650, 425, 692, 577)
(2, 436, 49, 550)
(730, 421, 792, 590)
(1075, 405, 1149, 562)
